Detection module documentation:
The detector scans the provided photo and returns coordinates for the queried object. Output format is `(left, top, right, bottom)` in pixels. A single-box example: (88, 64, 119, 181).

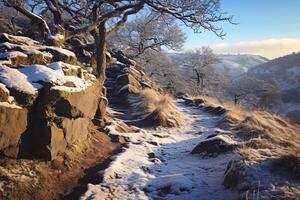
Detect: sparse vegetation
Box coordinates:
(129, 89, 183, 127)
(189, 95, 300, 158)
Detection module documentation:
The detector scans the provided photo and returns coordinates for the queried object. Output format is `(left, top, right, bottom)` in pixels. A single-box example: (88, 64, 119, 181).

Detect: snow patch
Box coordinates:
(0, 63, 95, 95)
(46, 46, 75, 58)
(0, 65, 37, 95)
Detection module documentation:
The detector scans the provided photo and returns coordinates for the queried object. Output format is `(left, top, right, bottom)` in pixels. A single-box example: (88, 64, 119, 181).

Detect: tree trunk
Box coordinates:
(50, 0, 64, 26)
(200, 76, 204, 89)
(90, 5, 100, 75)
(96, 21, 107, 86)
(195, 70, 201, 86)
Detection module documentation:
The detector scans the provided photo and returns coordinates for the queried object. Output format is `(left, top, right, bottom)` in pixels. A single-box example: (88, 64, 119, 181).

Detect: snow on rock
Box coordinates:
(0, 33, 40, 46)
(47, 61, 82, 76)
(0, 62, 95, 96)
(19, 64, 65, 85)
(45, 46, 76, 58)
(0, 65, 37, 95)
(80, 102, 239, 200)
(0, 33, 76, 65)
(191, 134, 237, 155)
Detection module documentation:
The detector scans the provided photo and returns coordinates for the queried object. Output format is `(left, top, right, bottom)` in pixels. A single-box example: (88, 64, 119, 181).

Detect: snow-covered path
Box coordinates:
(80, 101, 238, 200)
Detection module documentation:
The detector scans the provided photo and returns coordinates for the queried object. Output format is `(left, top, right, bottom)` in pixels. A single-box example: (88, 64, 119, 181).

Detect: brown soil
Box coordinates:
(0, 126, 123, 200)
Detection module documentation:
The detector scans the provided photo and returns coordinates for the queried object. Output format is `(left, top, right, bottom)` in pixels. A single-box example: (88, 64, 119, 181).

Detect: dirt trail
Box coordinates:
(79, 101, 239, 200)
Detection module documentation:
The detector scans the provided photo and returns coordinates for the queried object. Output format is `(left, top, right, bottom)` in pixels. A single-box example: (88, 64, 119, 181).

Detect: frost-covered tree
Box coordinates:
(2, 0, 233, 83)
(109, 11, 186, 58)
(183, 47, 218, 90)
(134, 50, 189, 95)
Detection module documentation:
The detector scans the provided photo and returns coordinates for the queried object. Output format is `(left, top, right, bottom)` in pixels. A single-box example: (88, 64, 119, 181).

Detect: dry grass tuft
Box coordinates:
(129, 89, 183, 127)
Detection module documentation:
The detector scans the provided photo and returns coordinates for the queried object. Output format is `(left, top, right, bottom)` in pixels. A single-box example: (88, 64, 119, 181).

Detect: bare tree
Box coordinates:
(2, 0, 233, 84)
(183, 47, 218, 90)
(109, 11, 186, 58)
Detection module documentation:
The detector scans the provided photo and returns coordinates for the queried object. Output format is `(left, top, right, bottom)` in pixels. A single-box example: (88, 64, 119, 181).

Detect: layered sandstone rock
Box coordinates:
(105, 50, 160, 102)
(0, 102, 27, 157)
(0, 33, 104, 160)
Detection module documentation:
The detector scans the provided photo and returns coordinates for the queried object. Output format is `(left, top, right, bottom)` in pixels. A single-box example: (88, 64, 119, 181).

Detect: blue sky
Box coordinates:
(183, 0, 300, 58)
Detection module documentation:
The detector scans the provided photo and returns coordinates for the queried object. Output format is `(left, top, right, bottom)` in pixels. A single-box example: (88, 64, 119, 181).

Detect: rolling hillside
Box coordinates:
(247, 52, 300, 122)
(169, 53, 268, 77)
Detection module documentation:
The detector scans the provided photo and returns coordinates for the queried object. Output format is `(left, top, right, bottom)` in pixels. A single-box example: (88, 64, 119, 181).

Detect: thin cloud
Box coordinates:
(186, 39, 300, 59)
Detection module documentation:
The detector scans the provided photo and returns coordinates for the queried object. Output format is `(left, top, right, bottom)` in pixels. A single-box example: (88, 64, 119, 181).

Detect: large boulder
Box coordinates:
(0, 102, 27, 157)
(34, 117, 90, 160)
(0, 51, 28, 66)
(191, 135, 237, 155)
(60, 117, 90, 145)
(43, 80, 101, 119)
(31, 79, 101, 160)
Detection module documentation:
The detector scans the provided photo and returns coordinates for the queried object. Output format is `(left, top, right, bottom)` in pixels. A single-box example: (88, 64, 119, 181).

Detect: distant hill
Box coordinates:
(247, 52, 300, 122)
(215, 54, 269, 77)
(168, 53, 269, 77)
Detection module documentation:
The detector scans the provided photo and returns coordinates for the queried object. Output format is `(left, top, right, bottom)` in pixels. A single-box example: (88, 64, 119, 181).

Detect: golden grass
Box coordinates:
(188, 95, 300, 159)
(130, 89, 183, 127)
(186, 95, 300, 198)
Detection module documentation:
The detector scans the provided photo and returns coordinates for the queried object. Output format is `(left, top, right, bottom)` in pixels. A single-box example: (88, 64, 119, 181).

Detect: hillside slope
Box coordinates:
(247, 52, 300, 122)
(215, 54, 269, 77)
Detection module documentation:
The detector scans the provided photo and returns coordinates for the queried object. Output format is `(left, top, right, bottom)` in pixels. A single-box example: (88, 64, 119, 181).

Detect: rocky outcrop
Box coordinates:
(31, 80, 101, 160)
(105, 50, 160, 105)
(0, 33, 104, 160)
(0, 33, 76, 66)
(191, 135, 237, 155)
